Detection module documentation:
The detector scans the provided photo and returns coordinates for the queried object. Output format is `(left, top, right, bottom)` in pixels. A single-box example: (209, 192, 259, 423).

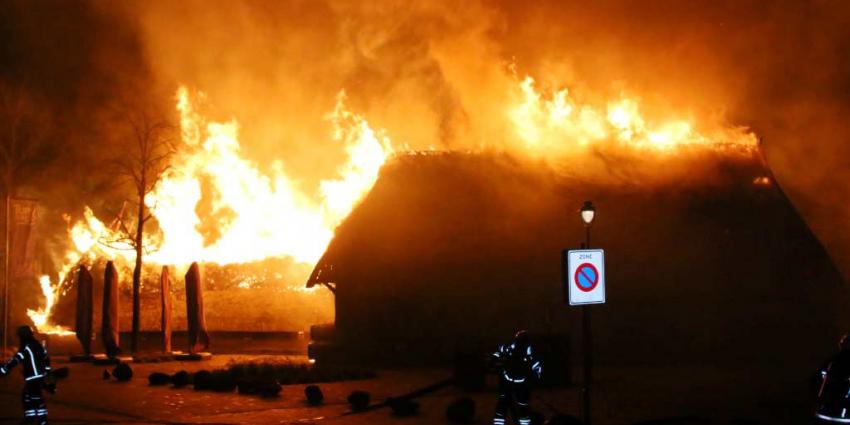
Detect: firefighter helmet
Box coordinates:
(514, 330, 530, 350)
(16, 325, 35, 342)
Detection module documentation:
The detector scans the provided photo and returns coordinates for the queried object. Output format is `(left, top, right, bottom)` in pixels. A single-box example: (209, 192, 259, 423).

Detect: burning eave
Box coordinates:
(305, 251, 336, 293)
(305, 151, 467, 291)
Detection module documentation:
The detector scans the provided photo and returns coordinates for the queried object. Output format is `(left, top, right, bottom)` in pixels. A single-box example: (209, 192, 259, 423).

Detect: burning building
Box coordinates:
(306, 149, 848, 372)
(2, 3, 849, 382)
(18, 69, 848, 373)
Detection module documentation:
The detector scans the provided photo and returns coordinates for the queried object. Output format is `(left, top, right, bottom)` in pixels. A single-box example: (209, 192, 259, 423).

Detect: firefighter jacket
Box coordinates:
(1, 340, 51, 381)
(492, 341, 542, 383)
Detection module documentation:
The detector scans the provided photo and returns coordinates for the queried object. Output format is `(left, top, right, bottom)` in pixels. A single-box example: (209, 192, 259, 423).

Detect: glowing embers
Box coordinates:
(753, 176, 772, 186)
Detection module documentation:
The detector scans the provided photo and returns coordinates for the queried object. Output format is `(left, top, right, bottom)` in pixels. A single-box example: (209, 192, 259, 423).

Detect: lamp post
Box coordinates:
(580, 200, 595, 425)
(3, 194, 9, 356)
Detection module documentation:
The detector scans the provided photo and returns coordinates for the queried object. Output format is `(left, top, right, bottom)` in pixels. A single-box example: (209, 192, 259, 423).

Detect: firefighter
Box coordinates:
(1, 325, 51, 424)
(815, 333, 850, 423)
(492, 330, 543, 425)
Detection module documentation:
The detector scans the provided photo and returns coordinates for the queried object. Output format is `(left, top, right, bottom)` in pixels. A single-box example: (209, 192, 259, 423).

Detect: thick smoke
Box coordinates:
(3, 0, 850, 279)
(489, 1, 850, 279)
(125, 0, 850, 278)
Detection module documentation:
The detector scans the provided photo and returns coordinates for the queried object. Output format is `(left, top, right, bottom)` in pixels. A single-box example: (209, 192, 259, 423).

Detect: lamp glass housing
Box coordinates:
(580, 201, 596, 226)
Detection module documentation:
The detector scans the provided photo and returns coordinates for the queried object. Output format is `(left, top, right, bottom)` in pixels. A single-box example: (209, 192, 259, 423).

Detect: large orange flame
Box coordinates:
(26, 276, 74, 336)
(29, 87, 393, 333)
(509, 75, 757, 153)
(30, 74, 757, 333)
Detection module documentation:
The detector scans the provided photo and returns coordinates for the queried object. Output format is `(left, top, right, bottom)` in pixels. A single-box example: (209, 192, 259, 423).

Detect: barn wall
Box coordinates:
(324, 154, 849, 369)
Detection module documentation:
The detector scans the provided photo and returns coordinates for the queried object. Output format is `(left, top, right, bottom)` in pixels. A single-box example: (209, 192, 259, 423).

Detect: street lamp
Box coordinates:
(581, 201, 595, 248)
(580, 201, 595, 227)
(579, 200, 595, 425)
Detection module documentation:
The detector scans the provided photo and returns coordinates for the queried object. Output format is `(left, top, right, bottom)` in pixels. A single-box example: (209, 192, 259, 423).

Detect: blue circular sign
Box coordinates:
(574, 263, 599, 292)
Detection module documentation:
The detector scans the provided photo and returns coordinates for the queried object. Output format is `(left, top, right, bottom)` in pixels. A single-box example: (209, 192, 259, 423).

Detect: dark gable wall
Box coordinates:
(321, 153, 847, 369)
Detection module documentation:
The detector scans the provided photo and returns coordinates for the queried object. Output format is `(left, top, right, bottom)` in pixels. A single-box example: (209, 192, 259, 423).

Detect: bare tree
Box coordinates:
(112, 105, 176, 354)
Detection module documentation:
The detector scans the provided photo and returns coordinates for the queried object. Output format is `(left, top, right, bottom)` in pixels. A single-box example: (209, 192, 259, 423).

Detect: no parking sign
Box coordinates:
(565, 249, 606, 305)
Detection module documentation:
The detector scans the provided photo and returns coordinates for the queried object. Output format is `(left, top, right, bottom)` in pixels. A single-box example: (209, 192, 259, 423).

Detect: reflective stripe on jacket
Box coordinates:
(1, 341, 50, 380)
(493, 342, 542, 382)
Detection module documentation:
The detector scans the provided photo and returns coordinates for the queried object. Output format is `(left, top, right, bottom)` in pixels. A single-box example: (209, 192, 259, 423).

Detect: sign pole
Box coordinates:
(3, 194, 10, 355)
(582, 225, 593, 425)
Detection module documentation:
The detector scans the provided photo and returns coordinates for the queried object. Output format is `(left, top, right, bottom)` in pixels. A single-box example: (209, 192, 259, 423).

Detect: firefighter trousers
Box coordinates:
(494, 377, 531, 425)
(22, 378, 48, 425)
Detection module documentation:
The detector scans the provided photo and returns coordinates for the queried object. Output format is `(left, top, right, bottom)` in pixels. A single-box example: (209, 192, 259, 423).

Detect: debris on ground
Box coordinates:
(171, 370, 190, 387)
(204, 370, 237, 392)
(193, 370, 212, 390)
(112, 363, 133, 382)
(305, 385, 324, 405)
(237, 379, 282, 398)
(347, 391, 371, 411)
(148, 372, 171, 386)
(225, 360, 375, 385)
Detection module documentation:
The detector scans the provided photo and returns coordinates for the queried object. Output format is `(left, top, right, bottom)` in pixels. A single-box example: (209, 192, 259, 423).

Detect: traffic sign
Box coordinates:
(565, 249, 606, 305)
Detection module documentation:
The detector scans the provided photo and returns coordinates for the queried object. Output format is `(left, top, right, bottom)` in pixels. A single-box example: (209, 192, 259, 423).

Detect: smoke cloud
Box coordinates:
(3, 0, 850, 279)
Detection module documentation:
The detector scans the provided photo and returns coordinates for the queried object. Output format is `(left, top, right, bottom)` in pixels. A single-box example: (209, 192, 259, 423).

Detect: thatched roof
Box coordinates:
(306, 150, 848, 366)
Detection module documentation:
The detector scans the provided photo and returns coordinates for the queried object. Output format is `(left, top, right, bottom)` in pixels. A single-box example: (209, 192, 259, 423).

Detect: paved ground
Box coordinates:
(0, 354, 820, 424)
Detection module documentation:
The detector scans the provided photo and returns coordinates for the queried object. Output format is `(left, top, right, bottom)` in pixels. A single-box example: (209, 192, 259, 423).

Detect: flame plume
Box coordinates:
(29, 87, 393, 333)
(30, 73, 757, 333)
(509, 75, 757, 153)
(26, 276, 74, 336)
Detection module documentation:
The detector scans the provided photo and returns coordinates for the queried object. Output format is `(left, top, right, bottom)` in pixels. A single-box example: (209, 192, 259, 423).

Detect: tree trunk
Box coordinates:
(160, 266, 172, 353)
(131, 191, 144, 353)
